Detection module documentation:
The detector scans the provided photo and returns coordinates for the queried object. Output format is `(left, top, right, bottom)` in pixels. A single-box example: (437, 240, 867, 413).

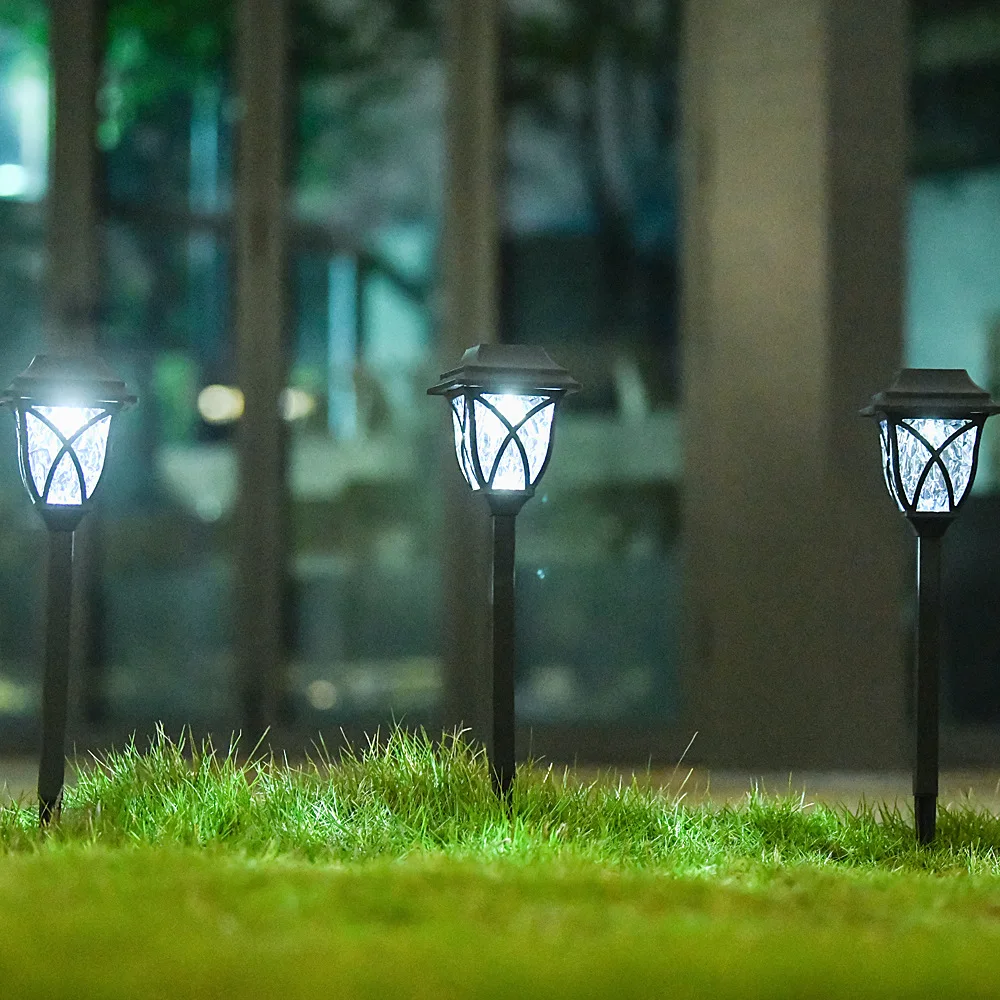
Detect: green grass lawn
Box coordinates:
(2, 728, 1000, 998)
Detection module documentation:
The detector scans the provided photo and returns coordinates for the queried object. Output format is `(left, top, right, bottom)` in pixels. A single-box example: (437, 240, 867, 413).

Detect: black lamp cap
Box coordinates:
(428, 344, 580, 396)
(860, 368, 1000, 420)
(1, 352, 137, 410)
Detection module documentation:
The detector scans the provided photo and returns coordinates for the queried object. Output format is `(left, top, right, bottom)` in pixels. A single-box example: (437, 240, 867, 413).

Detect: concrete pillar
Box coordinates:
(681, 0, 908, 768)
(439, 0, 500, 746)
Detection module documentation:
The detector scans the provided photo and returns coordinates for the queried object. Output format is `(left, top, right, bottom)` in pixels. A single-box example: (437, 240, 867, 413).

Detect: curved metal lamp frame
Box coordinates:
(880, 415, 986, 524)
(14, 405, 117, 531)
(448, 389, 561, 514)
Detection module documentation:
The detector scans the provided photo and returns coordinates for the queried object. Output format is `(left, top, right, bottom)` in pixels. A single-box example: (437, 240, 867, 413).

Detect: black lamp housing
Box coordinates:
(428, 344, 580, 515)
(862, 367, 1000, 845)
(861, 368, 1000, 531)
(1, 353, 137, 531)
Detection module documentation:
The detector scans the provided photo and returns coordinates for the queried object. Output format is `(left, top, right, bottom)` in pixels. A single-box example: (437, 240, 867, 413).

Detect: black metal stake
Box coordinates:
(38, 528, 74, 826)
(489, 512, 517, 800)
(913, 524, 944, 845)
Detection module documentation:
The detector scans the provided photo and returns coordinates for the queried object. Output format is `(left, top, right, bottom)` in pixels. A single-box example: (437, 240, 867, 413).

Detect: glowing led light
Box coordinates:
(198, 384, 244, 424)
(307, 679, 339, 711)
(280, 387, 316, 422)
(0, 163, 29, 198)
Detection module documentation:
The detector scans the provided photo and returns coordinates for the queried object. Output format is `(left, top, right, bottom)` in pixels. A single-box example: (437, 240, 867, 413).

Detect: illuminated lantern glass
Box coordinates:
(2, 353, 136, 528)
(863, 369, 999, 522)
(430, 345, 579, 511)
(451, 392, 555, 492)
(21, 406, 113, 506)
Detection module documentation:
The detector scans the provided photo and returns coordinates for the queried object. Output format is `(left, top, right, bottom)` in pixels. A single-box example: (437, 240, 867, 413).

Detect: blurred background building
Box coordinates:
(0, 0, 996, 769)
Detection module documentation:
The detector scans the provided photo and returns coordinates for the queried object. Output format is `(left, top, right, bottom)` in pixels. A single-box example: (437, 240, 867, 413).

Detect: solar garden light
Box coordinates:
(1, 353, 136, 825)
(862, 368, 999, 844)
(429, 345, 579, 799)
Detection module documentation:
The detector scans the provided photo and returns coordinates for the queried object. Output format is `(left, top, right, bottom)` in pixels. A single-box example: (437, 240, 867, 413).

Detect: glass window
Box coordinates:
(503, 0, 681, 723)
(908, 1, 1000, 726)
(102, 0, 234, 212)
(0, 6, 47, 201)
(97, 220, 234, 726)
(0, 1, 47, 740)
(288, 0, 444, 724)
(94, 1, 237, 728)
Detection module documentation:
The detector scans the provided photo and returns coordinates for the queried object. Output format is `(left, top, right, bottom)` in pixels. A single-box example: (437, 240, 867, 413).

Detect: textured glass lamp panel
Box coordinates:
(25, 406, 112, 505)
(450, 395, 480, 490)
(878, 419, 903, 510)
(474, 393, 554, 490)
(896, 417, 978, 513)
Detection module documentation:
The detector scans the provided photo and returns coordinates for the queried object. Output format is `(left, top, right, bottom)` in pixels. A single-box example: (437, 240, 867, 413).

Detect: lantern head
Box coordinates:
(428, 345, 579, 514)
(1, 353, 137, 531)
(862, 368, 1000, 531)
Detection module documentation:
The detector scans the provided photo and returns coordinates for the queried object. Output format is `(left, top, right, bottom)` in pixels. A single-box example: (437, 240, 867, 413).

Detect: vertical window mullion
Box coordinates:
(49, 0, 105, 729)
(439, 0, 501, 745)
(234, 0, 290, 733)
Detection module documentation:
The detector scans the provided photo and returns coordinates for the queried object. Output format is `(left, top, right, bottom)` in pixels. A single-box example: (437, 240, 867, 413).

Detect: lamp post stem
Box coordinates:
(39, 528, 74, 825)
(914, 528, 943, 845)
(490, 512, 517, 800)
